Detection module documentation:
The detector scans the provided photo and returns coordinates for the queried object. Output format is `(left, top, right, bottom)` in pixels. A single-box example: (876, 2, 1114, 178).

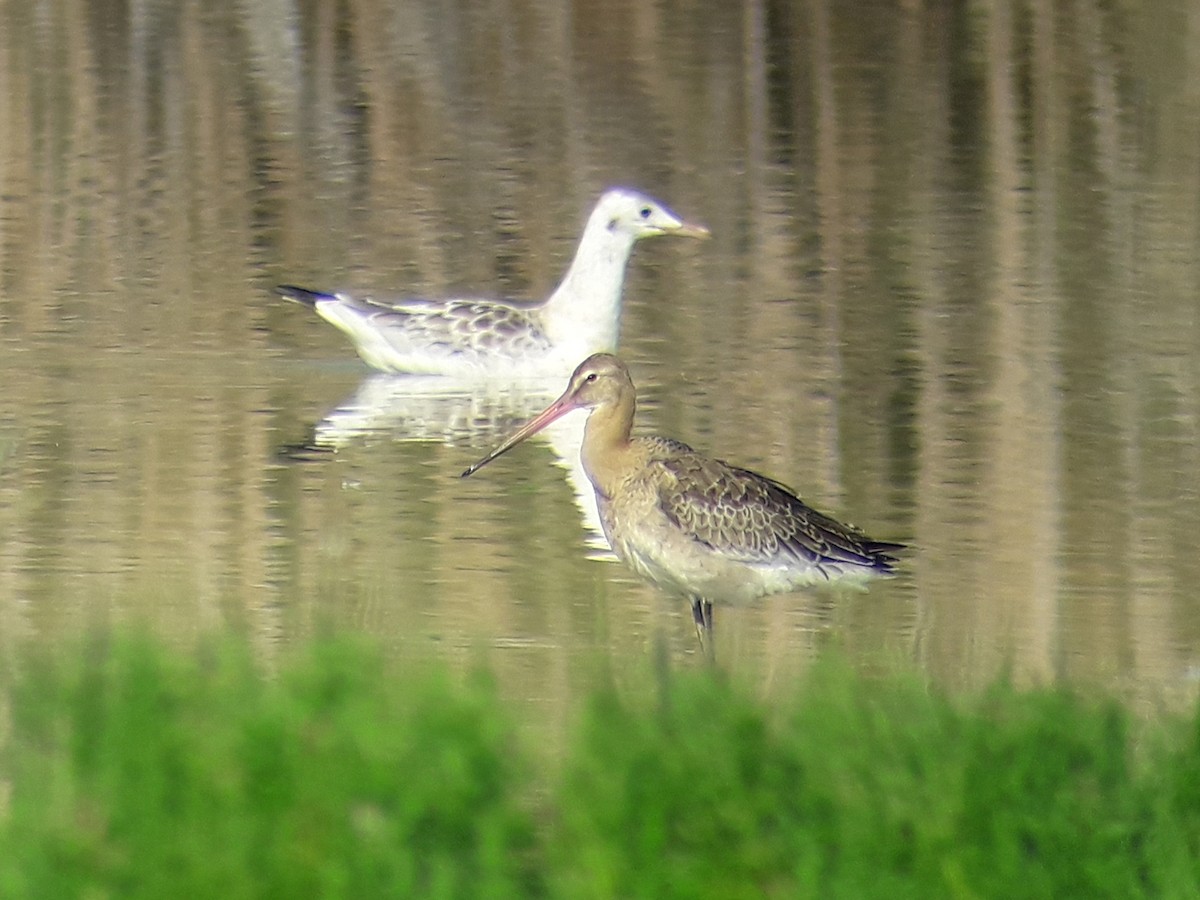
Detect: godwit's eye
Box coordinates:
(585, 372, 598, 383)
(639, 206, 652, 219)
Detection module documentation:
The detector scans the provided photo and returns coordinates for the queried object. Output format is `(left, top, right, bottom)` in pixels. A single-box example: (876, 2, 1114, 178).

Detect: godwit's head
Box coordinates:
(461, 353, 633, 477)
(557, 352, 633, 408)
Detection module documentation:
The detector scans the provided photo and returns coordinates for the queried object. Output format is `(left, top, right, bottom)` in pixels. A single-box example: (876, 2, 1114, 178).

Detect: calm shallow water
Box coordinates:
(2, 0, 1200, 716)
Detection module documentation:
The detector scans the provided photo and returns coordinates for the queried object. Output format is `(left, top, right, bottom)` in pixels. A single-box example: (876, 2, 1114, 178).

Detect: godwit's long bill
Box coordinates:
(462, 353, 903, 651)
(278, 189, 708, 377)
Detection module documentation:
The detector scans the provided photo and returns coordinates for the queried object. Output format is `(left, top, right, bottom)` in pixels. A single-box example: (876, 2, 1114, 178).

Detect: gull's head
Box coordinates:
(593, 188, 710, 242)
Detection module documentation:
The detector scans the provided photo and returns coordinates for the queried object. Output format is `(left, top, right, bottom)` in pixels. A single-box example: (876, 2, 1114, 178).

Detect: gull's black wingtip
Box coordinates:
(277, 284, 335, 307)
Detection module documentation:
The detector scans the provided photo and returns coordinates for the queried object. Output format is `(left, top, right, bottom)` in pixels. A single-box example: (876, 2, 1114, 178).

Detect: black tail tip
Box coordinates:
(277, 284, 334, 307)
(870, 540, 907, 574)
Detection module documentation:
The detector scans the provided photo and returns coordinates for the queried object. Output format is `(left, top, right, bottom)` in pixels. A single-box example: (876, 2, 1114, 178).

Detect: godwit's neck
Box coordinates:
(540, 217, 639, 353)
(580, 391, 637, 500)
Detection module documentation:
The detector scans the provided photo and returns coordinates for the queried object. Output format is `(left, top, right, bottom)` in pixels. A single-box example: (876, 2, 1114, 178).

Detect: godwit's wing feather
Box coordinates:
(648, 447, 899, 575)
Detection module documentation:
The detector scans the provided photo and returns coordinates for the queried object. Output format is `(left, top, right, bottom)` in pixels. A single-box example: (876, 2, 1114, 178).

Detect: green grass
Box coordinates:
(1, 633, 1199, 898)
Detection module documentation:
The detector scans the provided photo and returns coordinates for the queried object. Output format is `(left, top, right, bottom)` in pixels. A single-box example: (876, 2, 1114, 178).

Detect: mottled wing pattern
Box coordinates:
(357, 296, 552, 357)
(647, 445, 899, 574)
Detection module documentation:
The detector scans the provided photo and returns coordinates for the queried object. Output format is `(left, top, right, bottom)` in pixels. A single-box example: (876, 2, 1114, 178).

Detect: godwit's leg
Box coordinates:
(691, 597, 715, 661)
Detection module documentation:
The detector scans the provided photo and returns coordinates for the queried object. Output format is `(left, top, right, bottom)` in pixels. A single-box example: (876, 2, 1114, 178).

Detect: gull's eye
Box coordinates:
(639, 206, 652, 219)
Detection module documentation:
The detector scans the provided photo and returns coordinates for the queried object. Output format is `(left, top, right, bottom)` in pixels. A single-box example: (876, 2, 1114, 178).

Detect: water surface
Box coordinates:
(2, 0, 1199, 718)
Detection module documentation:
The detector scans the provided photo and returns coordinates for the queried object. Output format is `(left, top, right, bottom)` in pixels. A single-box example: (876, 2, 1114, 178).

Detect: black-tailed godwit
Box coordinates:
(463, 353, 902, 650)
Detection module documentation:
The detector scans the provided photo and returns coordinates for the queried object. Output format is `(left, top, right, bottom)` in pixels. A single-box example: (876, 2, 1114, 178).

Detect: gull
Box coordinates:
(278, 189, 708, 377)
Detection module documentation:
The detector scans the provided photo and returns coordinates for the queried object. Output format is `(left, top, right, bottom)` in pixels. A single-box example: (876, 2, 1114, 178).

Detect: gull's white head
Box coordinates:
(590, 188, 710, 242)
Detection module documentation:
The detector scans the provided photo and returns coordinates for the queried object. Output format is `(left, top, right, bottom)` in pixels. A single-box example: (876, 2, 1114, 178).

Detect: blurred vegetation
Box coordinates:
(0, 635, 538, 899)
(1, 631, 1199, 898)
